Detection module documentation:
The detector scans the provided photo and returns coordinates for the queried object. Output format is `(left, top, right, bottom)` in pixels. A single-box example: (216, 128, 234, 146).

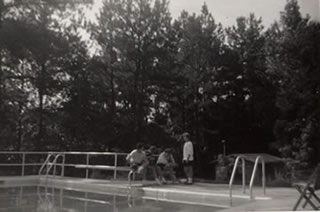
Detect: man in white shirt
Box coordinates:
(126, 143, 148, 180)
(182, 132, 194, 184)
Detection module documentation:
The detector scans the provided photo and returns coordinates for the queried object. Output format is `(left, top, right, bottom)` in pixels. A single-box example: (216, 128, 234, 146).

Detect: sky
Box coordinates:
(169, 0, 319, 27)
(91, 0, 319, 28)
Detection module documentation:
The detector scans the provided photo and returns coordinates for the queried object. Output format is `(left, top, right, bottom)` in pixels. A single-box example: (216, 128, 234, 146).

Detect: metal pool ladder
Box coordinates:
(229, 154, 247, 206)
(228, 154, 266, 206)
(39, 153, 63, 177)
(249, 155, 266, 200)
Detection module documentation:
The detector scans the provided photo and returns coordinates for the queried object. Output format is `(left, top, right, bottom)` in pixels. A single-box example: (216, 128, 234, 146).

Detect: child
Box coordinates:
(182, 132, 194, 185)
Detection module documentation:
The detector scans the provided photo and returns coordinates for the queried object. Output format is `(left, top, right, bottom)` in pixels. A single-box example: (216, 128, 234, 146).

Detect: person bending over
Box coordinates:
(126, 143, 148, 181)
(156, 148, 177, 184)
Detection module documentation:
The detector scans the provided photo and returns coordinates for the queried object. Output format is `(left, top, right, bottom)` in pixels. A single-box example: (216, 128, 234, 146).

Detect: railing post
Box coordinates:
(21, 153, 26, 176)
(114, 154, 118, 180)
(61, 153, 65, 177)
(85, 154, 90, 179)
(242, 158, 246, 193)
(53, 155, 57, 177)
(262, 160, 266, 195)
(45, 153, 52, 175)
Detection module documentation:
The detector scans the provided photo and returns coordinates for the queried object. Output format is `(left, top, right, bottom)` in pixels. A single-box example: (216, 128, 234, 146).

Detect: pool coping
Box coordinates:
(0, 175, 264, 209)
(0, 175, 39, 187)
(1, 175, 310, 211)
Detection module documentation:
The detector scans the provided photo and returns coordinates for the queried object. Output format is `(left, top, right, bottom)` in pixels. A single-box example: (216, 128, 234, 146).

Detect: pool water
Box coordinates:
(0, 186, 222, 212)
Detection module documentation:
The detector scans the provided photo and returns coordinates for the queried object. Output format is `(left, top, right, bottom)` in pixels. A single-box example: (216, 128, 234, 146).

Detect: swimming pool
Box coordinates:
(0, 185, 223, 212)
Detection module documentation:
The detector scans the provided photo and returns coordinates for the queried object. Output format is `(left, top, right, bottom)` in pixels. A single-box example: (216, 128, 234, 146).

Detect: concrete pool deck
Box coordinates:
(0, 175, 318, 211)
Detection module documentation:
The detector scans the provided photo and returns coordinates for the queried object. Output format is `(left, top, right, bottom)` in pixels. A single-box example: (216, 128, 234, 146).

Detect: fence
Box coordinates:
(0, 151, 129, 180)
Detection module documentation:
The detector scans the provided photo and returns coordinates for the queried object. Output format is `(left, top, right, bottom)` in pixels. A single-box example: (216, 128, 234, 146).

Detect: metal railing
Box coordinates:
(39, 153, 56, 176)
(0, 152, 47, 176)
(38, 153, 63, 177)
(0, 151, 128, 180)
(249, 155, 266, 200)
(229, 155, 247, 206)
(229, 154, 266, 205)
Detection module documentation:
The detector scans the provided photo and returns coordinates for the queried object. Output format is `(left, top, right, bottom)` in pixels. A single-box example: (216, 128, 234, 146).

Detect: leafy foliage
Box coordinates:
(0, 0, 319, 177)
(266, 0, 320, 166)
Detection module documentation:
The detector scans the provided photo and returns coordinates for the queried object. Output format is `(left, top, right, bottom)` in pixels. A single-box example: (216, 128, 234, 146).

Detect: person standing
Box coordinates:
(182, 132, 194, 185)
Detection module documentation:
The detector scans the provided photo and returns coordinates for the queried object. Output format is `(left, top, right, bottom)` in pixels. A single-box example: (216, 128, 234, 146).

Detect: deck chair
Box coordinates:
(292, 163, 320, 211)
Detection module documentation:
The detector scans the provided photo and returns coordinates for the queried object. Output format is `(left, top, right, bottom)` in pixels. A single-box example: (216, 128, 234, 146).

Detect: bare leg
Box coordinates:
(169, 168, 177, 183)
(156, 166, 166, 183)
(183, 166, 189, 178)
(189, 166, 193, 183)
(151, 166, 161, 184)
(138, 165, 146, 182)
(184, 166, 193, 184)
(151, 166, 157, 179)
(156, 166, 163, 179)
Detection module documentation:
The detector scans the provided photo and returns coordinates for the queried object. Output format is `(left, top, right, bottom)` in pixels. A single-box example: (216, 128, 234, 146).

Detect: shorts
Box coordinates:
(130, 163, 143, 171)
(148, 161, 156, 166)
(156, 163, 166, 170)
(183, 160, 193, 167)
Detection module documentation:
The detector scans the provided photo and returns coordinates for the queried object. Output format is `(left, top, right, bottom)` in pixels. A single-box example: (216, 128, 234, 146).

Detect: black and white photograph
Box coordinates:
(0, 0, 320, 211)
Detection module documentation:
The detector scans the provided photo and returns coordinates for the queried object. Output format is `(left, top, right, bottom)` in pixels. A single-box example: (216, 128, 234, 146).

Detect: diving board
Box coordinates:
(75, 165, 131, 172)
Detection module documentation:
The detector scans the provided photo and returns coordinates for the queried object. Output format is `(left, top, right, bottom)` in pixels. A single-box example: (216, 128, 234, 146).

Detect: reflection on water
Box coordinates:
(0, 185, 221, 212)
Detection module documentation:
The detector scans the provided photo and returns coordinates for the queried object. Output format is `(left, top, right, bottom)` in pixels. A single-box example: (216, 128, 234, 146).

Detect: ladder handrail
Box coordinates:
(46, 154, 63, 176)
(229, 155, 247, 206)
(249, 155, 266, 200)
(39, 153, 63, 177)
(39, 153, 55, 175)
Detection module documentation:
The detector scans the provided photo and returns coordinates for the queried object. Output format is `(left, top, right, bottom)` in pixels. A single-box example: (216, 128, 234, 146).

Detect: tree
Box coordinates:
(266, 0, 320, 165)
(166, 4, 225, 143)
(0, 0, 93, 150)
(90, 0, 173, 149)
(225, 13, 277, 152)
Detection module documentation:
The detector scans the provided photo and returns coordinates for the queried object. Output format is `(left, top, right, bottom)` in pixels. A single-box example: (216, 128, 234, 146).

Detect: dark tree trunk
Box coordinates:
(38, 63, 45, 149)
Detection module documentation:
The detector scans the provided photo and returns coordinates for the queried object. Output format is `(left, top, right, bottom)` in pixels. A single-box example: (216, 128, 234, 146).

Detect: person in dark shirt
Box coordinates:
(146, 145, 161, 184)
(156, 148, 177, 184)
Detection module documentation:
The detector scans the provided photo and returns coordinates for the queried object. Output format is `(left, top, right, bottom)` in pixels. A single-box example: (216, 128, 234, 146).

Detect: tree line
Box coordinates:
(0, 0, 319, 169)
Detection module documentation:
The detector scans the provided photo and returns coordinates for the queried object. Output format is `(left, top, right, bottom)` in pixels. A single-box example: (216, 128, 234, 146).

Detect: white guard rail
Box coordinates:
(0, 151, 128, 180)
(229, 154, 266, 206)
(229, 155, 247, 206)
(249, 155, 266, 200)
